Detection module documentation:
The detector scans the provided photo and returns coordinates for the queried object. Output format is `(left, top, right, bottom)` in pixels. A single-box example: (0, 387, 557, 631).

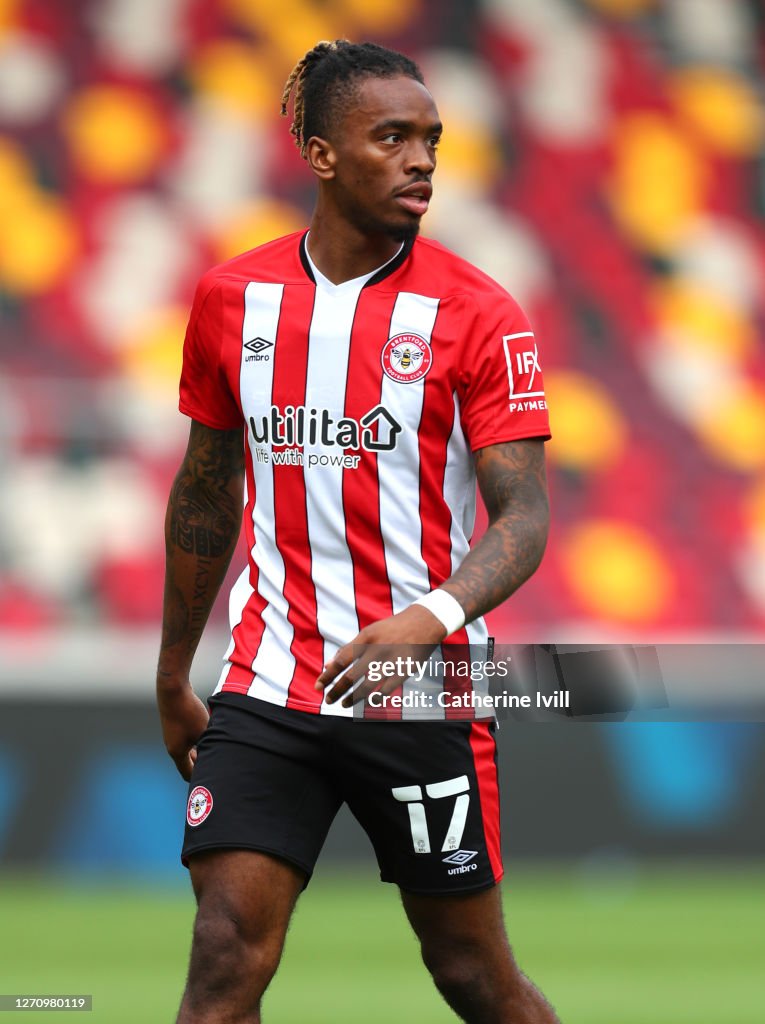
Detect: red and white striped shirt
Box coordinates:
(179, 231, 550, 716)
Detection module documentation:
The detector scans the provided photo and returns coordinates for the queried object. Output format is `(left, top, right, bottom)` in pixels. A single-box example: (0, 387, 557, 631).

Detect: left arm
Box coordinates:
(439, 438, 549, 622)
(317, 438, 549, 705)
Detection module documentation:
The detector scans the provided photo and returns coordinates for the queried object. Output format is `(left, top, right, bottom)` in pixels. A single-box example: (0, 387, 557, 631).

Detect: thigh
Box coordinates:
(339, 718, 502, 894)
(182, 695, 342, 882)
(181, 848, 306, 1015)
(189, 847, 306, 939)
(401, 883, 510, 953)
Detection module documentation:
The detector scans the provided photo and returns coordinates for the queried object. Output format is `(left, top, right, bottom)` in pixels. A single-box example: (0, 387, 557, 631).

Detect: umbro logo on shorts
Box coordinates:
(442, 849, 477, 866)
(443, 849, 478, 875)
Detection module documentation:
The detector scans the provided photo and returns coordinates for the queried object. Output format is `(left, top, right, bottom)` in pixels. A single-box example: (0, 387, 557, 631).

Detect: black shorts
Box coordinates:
(182, 693, 503, 894)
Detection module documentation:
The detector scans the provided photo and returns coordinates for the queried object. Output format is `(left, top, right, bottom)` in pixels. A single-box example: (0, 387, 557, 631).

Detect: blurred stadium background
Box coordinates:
(0, 0, 764, 1021)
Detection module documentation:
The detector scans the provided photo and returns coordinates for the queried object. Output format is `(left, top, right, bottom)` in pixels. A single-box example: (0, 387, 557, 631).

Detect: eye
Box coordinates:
(429, 135, 442, 149)
(381, 132, 404, 144)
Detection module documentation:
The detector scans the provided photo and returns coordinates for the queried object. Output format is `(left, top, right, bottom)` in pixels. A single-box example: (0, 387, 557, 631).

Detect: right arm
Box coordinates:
(157, 419, 245, 779)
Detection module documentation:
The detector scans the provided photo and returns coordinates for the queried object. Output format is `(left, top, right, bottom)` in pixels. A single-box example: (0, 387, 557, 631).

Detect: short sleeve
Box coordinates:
(457, 292, 551, 451)
(178, 274, 243, 430)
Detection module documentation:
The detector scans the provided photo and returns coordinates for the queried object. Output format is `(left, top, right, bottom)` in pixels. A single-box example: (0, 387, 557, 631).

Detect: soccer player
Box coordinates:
(157, 39, 557, 1024)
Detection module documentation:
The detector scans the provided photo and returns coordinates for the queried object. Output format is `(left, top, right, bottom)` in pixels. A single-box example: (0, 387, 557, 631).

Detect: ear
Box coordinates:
(306, 136, 336, 180)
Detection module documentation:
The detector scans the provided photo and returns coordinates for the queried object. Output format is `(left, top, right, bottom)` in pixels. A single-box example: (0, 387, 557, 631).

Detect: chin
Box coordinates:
(386, 220, 420, 243)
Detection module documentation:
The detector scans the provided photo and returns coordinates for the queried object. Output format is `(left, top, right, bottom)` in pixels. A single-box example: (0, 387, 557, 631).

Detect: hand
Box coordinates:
(157, 682, 210, 780)
(315, 604, 448, 708)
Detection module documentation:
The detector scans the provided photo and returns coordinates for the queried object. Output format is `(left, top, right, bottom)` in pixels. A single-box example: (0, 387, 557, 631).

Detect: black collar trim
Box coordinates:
(298, 231, 315, 283)
(298, 232, 414, 289)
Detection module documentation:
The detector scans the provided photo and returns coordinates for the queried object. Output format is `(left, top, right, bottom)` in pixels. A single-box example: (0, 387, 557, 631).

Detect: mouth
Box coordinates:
(394, 181, 432, 217)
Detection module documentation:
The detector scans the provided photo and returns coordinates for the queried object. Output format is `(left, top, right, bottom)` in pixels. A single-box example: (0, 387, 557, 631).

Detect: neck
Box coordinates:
(307, 203, 408, 285)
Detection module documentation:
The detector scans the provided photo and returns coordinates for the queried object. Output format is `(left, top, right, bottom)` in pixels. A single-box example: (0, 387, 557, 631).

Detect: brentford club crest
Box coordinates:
(187, 785, 213, 827)
(381, 333, 432, 383)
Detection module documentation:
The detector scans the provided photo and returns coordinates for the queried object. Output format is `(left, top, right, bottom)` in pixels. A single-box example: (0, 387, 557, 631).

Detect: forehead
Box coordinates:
(341, 74, 439, 132)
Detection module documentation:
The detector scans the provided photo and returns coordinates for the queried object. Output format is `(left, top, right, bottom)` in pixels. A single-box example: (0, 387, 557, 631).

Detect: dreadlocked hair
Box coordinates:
(280, 39, 424, 158)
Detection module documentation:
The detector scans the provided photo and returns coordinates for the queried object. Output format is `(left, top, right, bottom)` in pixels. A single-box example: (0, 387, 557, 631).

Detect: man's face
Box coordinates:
(324, 75, 442, 242)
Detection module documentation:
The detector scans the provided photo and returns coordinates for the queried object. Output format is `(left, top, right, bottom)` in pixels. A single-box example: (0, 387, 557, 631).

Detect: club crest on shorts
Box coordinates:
(381, 333, 432, 383)
(187, 785, 213, 827)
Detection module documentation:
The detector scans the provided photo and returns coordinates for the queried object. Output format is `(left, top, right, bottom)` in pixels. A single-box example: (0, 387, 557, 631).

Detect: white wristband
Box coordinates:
(413, 590, 466, 636)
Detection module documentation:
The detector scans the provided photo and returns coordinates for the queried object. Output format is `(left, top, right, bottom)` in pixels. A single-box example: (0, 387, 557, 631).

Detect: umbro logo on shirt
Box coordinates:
(244, 337, 273, 362)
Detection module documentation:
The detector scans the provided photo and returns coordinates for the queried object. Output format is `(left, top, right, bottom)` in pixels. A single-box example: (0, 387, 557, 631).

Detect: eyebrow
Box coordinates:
(372, 118, 443, 134)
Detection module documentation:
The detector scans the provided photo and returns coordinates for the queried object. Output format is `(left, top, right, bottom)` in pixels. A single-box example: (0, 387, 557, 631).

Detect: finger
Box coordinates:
(335, 649, 398, 707)
(325, 665, 366, 704)
(315, 641, 359, 689)
(343, 675, 404, 709)
(341, 676, 376, 708)
(380, 676, 408, 697)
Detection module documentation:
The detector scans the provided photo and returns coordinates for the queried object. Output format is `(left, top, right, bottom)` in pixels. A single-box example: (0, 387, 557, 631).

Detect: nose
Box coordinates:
(405, 138, 435, 175)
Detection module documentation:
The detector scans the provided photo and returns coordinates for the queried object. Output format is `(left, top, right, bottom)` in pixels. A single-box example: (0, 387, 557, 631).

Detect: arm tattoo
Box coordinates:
(159, 421, 244, 673)
(168, 422, 244, 558)
(441, 440, 549, 623)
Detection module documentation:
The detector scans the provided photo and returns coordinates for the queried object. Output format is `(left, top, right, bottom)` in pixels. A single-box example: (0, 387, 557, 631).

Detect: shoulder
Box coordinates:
(409, 236, 519, 311)
(199, 231, 307, 292)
